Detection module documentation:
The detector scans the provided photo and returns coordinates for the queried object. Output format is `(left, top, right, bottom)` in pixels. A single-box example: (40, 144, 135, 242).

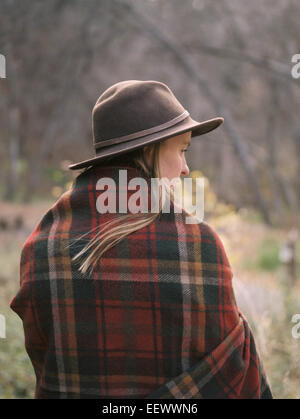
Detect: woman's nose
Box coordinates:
(181, 163, 189, 176)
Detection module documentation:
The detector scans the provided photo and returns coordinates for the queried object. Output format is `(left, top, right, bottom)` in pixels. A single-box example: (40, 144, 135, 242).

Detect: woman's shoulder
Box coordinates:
(174, 207, 232, 266)
(177, 205, 222, 238)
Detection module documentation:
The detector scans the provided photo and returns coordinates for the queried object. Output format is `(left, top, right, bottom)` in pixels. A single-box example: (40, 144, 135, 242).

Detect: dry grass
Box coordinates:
(0, 201, 52, 399)
(210, 210, 300, 399)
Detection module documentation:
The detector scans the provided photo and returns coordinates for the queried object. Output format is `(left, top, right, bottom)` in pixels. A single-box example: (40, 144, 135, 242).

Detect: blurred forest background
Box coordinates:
(0, 0, 300, 399)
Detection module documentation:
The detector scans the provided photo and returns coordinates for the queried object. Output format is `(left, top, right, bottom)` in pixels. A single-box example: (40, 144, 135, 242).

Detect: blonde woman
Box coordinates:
(10, 80, 272, 399)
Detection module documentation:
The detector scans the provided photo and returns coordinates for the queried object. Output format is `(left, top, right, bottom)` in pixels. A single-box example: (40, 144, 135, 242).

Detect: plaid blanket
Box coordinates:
(10, 165, 272, 399)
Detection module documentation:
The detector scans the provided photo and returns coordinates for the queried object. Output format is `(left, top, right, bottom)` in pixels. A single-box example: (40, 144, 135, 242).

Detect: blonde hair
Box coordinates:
(72, 141, 175, 276)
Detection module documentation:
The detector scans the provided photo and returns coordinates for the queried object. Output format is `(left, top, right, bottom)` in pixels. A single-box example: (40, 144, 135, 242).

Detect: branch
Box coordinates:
(184, 43, 294, 83)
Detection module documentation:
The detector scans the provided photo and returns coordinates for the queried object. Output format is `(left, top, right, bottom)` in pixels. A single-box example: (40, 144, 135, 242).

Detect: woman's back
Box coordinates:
(10, 165, 272, 398)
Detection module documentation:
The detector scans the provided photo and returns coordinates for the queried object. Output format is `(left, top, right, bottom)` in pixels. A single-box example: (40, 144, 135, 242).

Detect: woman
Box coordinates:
(10, 80, 273, 399)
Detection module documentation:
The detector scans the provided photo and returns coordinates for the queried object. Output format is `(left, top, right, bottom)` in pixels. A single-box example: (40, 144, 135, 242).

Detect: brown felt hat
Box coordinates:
(69, 80, 224, 170)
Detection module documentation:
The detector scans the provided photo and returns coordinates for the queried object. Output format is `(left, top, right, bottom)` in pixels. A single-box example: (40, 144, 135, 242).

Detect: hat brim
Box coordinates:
(68, 116, 224, 170)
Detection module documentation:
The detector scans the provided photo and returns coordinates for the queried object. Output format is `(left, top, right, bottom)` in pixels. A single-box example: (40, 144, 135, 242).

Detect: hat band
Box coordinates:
(94, 110, 189, 151)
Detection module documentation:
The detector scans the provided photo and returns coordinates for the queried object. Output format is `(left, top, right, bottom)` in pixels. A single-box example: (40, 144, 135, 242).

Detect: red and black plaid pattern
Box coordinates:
(10, 165, 272, 399)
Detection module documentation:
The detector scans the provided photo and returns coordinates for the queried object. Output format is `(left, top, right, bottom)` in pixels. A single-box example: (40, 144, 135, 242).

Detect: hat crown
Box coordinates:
(92, 80, 185, 144)
(68, 79, 224, 170)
